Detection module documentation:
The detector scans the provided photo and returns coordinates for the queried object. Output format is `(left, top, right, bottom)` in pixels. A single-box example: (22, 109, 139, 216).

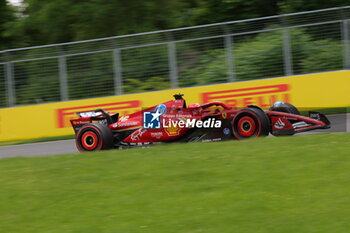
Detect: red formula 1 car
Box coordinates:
(71, 94, 330, 152)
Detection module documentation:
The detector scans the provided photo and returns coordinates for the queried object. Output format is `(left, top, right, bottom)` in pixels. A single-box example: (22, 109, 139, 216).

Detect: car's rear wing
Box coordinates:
(70, 109, 119, 133)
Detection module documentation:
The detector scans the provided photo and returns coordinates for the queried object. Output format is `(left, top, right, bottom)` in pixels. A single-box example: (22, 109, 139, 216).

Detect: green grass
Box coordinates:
(0, 135, 75, 146)
(0, 133, 350, 233)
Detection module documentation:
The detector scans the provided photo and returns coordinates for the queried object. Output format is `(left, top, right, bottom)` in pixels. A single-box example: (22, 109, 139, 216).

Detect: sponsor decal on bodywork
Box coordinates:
(150, 132, 163, 139)
(274, 118, 286, 129)
(131, 129, 147, 141)
(292, 121, 310, 128)
(71, 120, 91, 126)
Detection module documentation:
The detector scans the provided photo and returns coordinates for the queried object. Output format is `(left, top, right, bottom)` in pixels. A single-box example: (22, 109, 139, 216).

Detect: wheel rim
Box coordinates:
(237, 116, 256, 137)
(81, 131, 98, 150)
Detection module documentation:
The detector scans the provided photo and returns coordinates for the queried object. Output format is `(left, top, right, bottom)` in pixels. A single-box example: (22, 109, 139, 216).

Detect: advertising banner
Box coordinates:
(0, 70, 348, 141)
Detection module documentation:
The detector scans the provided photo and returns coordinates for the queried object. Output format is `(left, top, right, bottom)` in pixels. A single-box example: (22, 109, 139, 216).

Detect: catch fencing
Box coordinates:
(1, 6, 350, 107)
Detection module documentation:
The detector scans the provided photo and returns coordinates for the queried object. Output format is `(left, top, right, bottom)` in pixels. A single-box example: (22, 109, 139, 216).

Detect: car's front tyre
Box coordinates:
(232, 108, 270, 140)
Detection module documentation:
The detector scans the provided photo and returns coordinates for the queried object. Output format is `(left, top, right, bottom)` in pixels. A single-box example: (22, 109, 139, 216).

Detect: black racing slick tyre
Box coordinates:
(232, 108, 270, 140)
(269, 102, 300, 115)
(76, 123, 114, 152)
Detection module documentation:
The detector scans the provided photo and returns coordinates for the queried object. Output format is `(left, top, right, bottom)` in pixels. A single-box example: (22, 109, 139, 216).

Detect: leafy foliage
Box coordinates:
(178, 28, 343, 86)
(4, 0, 348, 48)
(14, 59, 61, 105)
(279, 0, 350, 13)
(123, 76, 171, 94)
(66, 52, 115, 100)
(0, 0, 348, 106)
(0, 0, 16, 49)
(301, 39, 343, 73)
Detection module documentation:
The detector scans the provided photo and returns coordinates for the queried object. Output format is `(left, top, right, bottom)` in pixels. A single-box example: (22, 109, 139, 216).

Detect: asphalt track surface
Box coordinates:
(1, 113, 349, 159)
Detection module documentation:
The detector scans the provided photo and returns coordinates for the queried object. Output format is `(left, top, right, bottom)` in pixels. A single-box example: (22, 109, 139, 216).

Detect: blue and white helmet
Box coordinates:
(273, 101, 284, 107)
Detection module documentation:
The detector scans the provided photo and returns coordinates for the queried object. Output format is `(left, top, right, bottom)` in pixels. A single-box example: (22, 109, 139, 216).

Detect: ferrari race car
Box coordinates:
(71, 94, 330, 152)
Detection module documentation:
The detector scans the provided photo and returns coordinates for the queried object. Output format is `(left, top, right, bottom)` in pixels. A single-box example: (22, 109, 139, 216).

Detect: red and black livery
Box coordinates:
(71, 94, 330, 152)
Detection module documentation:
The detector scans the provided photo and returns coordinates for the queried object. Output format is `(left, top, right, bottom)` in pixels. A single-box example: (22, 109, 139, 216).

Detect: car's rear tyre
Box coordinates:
(76, 123, 114, 152)
(269, 102, 300, 115)
(232, 108, 270, 140)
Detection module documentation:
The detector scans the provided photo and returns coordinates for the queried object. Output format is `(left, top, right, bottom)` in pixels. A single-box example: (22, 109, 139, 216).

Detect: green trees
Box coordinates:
(0, 0, 347, 106)
(279, 0, 350, 13)
(14, 59, 61, 104)
(300, 39, 343, 73)
(3, 0, 349, 48)
(178, 28, 343, 86)
(0, 0, 15, 49)
(189, 0, 279, 24)
(7, 0, 199, 46)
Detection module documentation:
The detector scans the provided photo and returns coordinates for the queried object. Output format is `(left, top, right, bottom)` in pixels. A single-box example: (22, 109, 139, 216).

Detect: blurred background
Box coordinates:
(1, 2, 350, 232)
(1, 0, 350, 108)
